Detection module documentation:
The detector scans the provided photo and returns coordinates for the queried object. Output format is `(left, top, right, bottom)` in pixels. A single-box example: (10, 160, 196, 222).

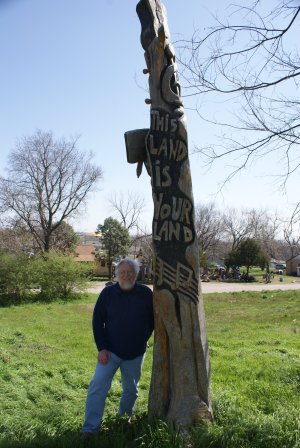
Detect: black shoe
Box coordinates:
(81, 432, 95, 445)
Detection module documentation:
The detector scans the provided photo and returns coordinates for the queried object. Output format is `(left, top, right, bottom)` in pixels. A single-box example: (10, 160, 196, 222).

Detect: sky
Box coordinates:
(0, 0, 299, 233)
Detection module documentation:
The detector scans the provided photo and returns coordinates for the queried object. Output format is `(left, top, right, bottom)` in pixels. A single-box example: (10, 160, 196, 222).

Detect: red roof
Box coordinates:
(74, 244, 96, 262)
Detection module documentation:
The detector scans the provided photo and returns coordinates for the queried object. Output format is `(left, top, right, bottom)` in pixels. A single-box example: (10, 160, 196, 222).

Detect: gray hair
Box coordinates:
(115, 257, 140, 279)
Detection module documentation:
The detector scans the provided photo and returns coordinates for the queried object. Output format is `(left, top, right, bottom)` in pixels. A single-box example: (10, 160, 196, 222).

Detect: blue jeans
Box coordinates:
(82, 352, 145, 433)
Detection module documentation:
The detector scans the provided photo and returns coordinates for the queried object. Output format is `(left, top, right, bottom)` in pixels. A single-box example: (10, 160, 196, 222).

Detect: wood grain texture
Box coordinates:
(125, 0, 213, 427)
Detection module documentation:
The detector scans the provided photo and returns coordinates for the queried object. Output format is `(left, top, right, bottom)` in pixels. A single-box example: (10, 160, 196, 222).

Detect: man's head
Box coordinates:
(115, 258, 140, 291)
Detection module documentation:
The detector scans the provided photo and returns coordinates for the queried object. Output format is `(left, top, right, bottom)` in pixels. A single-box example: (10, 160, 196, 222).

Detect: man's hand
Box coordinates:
(98, 349, 110, 365)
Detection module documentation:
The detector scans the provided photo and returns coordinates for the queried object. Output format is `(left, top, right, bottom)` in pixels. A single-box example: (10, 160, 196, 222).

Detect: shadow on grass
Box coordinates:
(0, 292, 91, 308)
(1, 413, 297, 448)
(0, 415, 186, 448)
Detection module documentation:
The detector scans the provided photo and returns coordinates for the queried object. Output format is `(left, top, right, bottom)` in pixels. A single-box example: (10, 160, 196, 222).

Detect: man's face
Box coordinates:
(117, 263, 136, 291)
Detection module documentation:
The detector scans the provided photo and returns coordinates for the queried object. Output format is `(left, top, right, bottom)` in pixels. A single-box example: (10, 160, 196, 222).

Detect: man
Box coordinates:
(82, 257, 154, 435)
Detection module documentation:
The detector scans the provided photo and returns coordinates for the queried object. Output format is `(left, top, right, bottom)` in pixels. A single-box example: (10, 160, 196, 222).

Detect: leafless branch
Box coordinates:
(108, 191, 146, 231)
(0, 130, 103, 251)
(175, 1, 300, 187)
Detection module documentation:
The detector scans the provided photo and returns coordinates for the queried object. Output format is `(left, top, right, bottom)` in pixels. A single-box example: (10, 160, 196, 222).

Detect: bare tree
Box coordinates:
(177, 1, 300, 194)
(130, 230, 154, 280)
(108, 191, 146, 231)
(223, 207, 254, 251)
(195, 204, 285, 262)
(194, 202, 224, 257)
(283, 220, 300, 258)
(247, 208, 281, 259)
(0, 130, 103, 252)
(138, 233, 154, 267)
(0, 221, 34, 253)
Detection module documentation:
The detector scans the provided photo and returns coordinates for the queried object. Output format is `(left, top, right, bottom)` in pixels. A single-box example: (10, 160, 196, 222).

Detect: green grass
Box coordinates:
(0, 290, 299, 447)
(204, 289, 300, 448)
(247, 266, 296, 284)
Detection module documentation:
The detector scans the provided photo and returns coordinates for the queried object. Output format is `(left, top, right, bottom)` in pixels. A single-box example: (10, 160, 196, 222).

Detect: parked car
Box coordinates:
(275, 263, 286, 275)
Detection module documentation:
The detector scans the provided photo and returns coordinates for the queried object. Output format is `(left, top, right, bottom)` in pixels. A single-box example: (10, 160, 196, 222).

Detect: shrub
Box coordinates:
(0, 251, 32, 303)
(30, 251, 91, 300)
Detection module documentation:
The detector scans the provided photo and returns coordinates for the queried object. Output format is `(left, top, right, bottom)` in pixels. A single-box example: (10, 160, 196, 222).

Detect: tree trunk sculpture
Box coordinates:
(125, 0, 213, 428)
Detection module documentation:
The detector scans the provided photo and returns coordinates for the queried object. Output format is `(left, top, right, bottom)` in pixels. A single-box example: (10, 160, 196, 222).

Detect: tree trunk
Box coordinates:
(125, 0, 213, 428)
(108, 262, 112, 280)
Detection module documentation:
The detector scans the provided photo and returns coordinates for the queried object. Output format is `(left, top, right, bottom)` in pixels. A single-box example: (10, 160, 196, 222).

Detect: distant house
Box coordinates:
(74, 232, 153, 279)
(75, 244, 96, 262)
(286, 254, 300, 276)
(74, 244, 110, 277)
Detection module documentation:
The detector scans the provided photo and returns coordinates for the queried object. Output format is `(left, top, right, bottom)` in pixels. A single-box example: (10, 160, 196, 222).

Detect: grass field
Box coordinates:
(0, 290, 299, 447)
(248, 267, 297, 284)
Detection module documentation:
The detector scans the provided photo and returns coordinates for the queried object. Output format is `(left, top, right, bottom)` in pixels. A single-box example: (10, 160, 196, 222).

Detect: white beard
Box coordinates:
(119, 280, 135, 291)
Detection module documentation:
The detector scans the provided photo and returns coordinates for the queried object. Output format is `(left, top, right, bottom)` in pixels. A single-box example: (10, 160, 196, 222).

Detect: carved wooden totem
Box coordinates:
(125, 0, 213, 427)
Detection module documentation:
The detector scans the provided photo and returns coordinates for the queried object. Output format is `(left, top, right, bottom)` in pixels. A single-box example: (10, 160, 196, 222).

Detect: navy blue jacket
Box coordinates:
(92, 282, 154, 360)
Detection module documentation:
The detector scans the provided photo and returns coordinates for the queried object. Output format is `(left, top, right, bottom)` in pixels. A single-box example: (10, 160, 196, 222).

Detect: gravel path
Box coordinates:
(200, 281, 300, 293)
(86, 280, 300, 295)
